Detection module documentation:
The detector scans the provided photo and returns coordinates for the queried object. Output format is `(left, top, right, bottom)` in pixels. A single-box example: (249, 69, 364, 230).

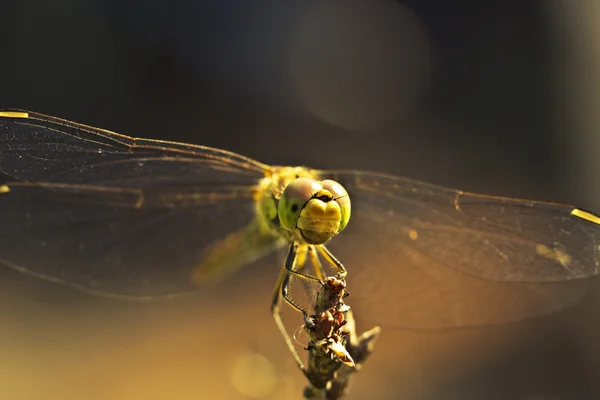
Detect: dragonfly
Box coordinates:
(1, 110, 599, 370)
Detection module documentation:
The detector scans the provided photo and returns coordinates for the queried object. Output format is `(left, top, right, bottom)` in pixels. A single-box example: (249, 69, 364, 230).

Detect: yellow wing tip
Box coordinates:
(0, 111, 29, 119)
(571, 208, 600, 225)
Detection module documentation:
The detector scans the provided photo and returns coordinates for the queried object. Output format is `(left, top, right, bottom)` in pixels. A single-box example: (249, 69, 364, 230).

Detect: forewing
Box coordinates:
(0, 110, 281, 298)
(323, 170, 596, 328)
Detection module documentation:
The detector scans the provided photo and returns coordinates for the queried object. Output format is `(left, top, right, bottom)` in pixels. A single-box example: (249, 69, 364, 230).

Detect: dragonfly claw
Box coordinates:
(303, 312, 316, 329)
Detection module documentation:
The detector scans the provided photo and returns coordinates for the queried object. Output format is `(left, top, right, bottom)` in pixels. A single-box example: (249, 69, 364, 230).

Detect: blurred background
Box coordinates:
(2, 0, 600, 399)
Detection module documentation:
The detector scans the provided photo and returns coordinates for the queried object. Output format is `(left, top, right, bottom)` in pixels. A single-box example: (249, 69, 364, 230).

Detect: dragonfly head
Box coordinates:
(278, 178, 351, 245)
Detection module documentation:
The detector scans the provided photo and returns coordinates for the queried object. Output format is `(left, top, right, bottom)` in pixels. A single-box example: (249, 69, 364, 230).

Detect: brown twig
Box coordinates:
(303, 277, 381, 399)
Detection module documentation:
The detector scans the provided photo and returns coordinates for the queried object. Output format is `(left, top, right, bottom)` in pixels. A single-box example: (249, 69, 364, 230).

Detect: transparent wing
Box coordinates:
(323, 170, 598, 328)
(0, 110, 282, 299)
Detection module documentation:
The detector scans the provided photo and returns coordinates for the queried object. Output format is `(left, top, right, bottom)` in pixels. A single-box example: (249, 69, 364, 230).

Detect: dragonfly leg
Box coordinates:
(294, 245, 319, 301)
(271, 242, 307, 372)
(281, 242, 319, 316)
(271, 242, 331, 372)
(282, 243, 324, 327)
(308, 245, 326, 281)
(285, 244, 322, 285)
(317, 245, 347, 279)
(289, 244, 327, 303)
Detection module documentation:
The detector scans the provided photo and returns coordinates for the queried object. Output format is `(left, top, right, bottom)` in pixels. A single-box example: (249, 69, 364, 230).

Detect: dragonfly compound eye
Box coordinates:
(321, 179, 351, 233)
(278, 177, 317, 232)
(279, 177, 351, 244)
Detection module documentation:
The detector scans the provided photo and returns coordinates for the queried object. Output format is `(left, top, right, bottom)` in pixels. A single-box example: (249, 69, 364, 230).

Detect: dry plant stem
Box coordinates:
(303, 277, 381, 400)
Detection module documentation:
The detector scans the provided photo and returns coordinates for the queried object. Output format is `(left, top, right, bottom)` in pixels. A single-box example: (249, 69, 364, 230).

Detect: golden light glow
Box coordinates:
(408, 229, 419, 241)
(230, 351, 278, 398)
(0, 185, 10, 194)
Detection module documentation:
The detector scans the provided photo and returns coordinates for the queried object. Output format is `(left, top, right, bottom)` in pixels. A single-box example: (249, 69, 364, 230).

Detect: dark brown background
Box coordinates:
(2, 1, 600, 399)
